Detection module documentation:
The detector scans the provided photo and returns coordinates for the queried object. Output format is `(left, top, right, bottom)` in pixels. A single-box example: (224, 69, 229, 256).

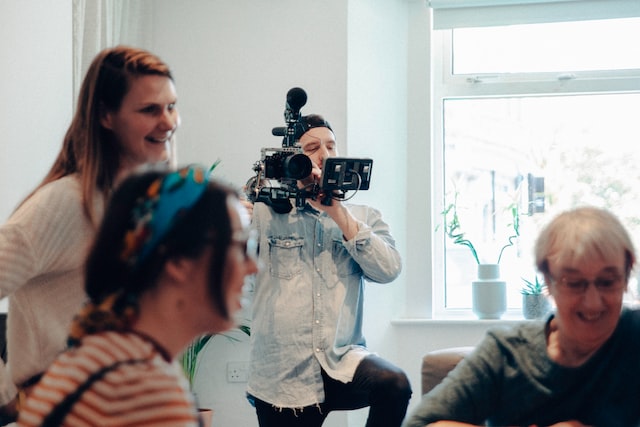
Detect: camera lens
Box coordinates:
(283, 153, 312, 180)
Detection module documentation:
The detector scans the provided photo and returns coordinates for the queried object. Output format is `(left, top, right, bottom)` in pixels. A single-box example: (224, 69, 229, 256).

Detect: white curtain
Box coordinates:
(72, 0, 148, 103)
(429, 0, 640, 29)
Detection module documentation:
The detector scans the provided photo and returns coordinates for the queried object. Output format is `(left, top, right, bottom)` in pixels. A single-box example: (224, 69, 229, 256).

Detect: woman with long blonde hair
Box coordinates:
(0, 45, 180, 420)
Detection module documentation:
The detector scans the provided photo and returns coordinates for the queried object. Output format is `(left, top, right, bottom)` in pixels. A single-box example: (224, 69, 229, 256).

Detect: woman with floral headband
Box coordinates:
(0, 45, 180, 420)
(17, 165, 258, 426)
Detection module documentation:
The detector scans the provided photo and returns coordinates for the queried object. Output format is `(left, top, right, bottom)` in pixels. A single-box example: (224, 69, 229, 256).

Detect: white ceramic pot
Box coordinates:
(522, 293, 551, 319)
(472, 264, 507, 319)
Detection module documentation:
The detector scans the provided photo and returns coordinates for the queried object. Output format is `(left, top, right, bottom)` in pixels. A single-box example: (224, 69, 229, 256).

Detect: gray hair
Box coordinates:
(535, 206, 636, 279)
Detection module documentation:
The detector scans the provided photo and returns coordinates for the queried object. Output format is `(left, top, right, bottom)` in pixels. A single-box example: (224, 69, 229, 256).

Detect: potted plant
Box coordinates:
(441, 192, 520, 266)
(180, 334, 215, 388)
(180, 335, 215, 426)
(439, 191, 521, 319)
(520, 276, 551, 319)
(180, 324, 251, 386)
(179, 324, 250, 427)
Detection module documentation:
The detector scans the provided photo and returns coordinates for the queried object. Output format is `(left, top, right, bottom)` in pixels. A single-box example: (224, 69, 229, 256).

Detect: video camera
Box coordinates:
(245, 87, 373, 213)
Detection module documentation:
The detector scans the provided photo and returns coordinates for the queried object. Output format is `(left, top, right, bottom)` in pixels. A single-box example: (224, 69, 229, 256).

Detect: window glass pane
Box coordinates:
(443, 93, 640, 309)
(452, 18, 640, 74)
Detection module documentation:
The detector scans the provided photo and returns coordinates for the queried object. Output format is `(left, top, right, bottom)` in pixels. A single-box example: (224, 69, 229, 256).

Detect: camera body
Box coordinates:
(261, 147, 311, 181)
(245, 88, 373, 213)
(245, 146, 313, 211)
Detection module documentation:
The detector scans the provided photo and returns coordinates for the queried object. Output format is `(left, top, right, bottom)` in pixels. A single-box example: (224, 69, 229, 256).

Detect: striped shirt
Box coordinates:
(17, 331, 200, 427)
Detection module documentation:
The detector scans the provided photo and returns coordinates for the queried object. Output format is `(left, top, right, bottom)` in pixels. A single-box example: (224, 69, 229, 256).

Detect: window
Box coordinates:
(432, 13, 640, 317)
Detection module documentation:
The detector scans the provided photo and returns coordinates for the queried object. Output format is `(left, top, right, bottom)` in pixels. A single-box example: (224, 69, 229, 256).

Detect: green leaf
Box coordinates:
(520, 276, 545, 295)
(209, 159, 222, 173)
(440, 193, 480, 264)
(441, 191, 521, 265)
(179, 325, 251, 387)
(496, 203, 521, 264)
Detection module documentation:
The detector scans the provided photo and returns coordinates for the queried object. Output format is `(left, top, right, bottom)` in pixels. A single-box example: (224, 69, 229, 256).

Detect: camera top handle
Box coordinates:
(283, 87, 307, 148)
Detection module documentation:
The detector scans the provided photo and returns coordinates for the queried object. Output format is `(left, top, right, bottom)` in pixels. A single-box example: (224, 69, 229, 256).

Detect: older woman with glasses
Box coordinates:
(403, 206, 640, 427)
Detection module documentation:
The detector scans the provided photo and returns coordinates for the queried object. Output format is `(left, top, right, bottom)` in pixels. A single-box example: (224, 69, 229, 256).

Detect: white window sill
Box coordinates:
(391, 311, 539, 326)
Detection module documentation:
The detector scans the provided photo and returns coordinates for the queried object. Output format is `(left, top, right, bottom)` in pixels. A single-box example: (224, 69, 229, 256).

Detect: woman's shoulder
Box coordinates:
(12, 175, 82, 217)
(21, 332, 196, 426)
(38, 332, 181, 402)
(11, 174, 105, 228)
(619, 307, 640, 333)
(484, 320, 547, 355)
(47, 332, 155, 374)
(35, 174, 82, 200)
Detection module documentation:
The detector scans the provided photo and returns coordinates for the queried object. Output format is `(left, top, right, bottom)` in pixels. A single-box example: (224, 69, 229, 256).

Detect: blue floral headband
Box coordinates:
(121, 165, 210, 267)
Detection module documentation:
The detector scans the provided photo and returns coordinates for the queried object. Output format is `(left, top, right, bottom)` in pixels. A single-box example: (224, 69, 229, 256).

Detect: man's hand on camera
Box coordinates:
(240, 199, 254, 221)
(298, 163, 322, 191)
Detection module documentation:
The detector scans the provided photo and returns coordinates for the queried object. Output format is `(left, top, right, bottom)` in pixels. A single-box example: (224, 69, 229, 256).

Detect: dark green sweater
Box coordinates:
(403, 308, 640, 427)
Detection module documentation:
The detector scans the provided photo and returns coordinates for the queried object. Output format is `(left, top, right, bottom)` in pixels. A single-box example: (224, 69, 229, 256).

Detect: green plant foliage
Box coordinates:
(180, 325, 251, 387)
(439, 192, 520, 265)
(181, 334, 213, 386)
(209, 158, 221, 173)
(496, 204, 520, 264)
(521, 276, 545, 295)
(440, 194, 480, 264)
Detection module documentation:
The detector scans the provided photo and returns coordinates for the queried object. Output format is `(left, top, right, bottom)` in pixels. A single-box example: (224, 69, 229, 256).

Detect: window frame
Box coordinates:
(431, 25, 640, 318)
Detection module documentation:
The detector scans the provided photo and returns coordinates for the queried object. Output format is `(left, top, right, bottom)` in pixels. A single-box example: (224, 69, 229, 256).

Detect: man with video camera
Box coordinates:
(247, 113, 412, 427)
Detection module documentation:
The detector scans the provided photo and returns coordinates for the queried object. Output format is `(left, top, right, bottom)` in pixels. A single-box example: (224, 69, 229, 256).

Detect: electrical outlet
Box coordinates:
(226, 361, 249, 383)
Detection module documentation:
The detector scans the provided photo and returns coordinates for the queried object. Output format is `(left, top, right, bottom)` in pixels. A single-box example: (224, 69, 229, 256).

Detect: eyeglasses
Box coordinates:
(552, 274, 625, 295)
(231, 229, 258, 262)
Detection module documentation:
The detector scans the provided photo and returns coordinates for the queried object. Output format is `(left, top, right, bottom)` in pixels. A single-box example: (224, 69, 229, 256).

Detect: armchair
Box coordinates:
(421, 346, 474, 395)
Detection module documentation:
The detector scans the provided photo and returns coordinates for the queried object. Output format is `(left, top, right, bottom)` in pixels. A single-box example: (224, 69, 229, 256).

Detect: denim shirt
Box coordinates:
(247, 201, 402, 408)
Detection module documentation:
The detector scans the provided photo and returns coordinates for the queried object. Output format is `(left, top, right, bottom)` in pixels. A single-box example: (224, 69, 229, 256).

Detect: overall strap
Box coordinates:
(41, 358, 145, 427)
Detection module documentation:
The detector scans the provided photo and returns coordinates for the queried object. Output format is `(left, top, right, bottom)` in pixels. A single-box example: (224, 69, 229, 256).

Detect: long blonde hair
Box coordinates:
(22, 46, 174, 224)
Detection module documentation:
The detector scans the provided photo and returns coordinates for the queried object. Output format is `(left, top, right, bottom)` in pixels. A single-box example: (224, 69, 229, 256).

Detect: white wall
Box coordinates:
(345, 1, 409, 424)
(140, 0, 348, 190)
(0, 1, 73, 222)
(0, 0, 72, 314)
